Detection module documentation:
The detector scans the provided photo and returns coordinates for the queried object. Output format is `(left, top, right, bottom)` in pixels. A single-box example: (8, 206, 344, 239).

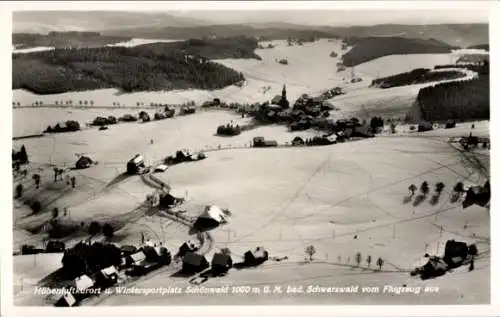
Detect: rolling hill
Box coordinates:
(13, 11, 209, 33)
(12, 37, 259, 94)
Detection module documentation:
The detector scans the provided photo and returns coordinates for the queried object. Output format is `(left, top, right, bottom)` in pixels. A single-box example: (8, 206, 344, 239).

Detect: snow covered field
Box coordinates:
(12, 111, 490, 305)
(11, 39, 490, 306)
(12, 38, 183, 54)
(13, 39, 480, 117)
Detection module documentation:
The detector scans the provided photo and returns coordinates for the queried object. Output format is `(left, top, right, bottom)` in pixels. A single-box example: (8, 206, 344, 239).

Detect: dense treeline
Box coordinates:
(371, 68, 465, 88)
(12, 37, 257, 94)
(13, 31, 130, 49)
(467, 44, 489, 51)
(341, 37, 455, 67)
(417, 76, 489, 122)
(104, 25, 336, 42)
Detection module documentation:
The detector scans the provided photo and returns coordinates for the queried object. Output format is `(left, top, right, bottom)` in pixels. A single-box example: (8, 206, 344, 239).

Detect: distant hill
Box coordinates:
(12, 37, 258, 94)
(13, 11, 210, 34)
(13, 32, 131, 50)
(101, 23, 487, 47)
(321, 24, 488, 48)
(341, 37, 455, 67)
(102, 24, 336, 41)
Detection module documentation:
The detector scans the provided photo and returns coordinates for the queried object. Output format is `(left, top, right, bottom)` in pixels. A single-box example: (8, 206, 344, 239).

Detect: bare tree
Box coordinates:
(32, 174, 41, 189)
(355, 252, 362, 267)
(376, 257, 384, 270)
(305, 245, 316, 261)
(420, 181, 429, 195)
(408, 184, 417, 196)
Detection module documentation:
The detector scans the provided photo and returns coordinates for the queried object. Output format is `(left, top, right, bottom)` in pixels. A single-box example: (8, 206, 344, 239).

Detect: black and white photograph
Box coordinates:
(3, 0, 497, 314)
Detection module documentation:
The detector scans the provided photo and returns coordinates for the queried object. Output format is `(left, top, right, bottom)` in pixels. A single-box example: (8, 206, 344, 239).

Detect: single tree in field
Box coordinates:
(454, 182, 464, 192)
(32, 174, 41, 189)
(19, 145, 29, 164)
(355, 252, 362, 267)
(420, 181, 429, 195)
(102, 223, 114, 240)
(305, 245, 316, 261)
(79, 101, 82, 106)
(435, 182, 446, 194)
(52, 207, 59, 219)
(366, 255, 372, 268)
(376, 257, 384, 271)
(15, 184, 23, 198)
(70, 176, 76, 188)
(408, 184, 417, 196)
(84, 101, 88, 106)
(17, 102, 21, 106)
(88, 221, 101, 237)
(390, 123, 396, 134)
(90, 101, 94, 106)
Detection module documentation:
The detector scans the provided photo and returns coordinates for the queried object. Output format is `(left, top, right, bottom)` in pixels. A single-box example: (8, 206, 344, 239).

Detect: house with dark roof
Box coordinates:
(182, 252, 209, 273)
(75, 156, 93, 169)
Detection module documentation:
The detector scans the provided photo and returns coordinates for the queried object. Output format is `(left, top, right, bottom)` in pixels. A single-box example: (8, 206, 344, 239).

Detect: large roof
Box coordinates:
(199, 205, 226, 223)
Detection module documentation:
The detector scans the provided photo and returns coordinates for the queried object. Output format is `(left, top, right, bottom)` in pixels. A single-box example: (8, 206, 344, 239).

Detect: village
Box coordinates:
(10, 10, 491, 306)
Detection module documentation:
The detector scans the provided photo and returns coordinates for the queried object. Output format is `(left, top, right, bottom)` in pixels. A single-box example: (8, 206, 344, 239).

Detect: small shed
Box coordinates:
(253, 137, 266, 147)
(75, 156, 93, 169)
(182, 252, 209, 273)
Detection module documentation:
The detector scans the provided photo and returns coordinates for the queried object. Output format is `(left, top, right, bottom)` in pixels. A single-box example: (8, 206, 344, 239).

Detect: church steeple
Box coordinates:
(282, 84, 287, 100)
(279, 84, 289, 109)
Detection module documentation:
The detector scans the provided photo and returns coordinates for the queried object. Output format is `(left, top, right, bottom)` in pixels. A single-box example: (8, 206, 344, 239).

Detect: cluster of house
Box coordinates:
(411, 239, 478, 280)
(55, 242, 171, 307)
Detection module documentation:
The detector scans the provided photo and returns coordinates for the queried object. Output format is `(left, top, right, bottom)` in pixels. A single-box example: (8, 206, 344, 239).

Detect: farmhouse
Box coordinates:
(193, 205, 228, 231)
(419, 256, 448, 279)
(244, 247, 269, 266)
(75, 155, 93, 169)
(95, 265, 119, 288)
(211, 252, 233, 276)
(176, 241, 199, 258)
(126, 154, 147, 174)
(124, 251, 146, 267)
(182, 252, 209, 273)
(443, 240, 469, 268)
(462, 184, 491, 209)
(253, 137, 279, 148)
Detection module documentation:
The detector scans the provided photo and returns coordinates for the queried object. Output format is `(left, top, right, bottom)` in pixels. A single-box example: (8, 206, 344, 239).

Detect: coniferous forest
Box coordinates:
(12, 37, 259, 94)
(416, 62, 489, 122)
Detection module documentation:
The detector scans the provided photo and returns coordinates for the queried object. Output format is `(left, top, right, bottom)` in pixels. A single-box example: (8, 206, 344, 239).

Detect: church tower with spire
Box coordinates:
(279, 84, 289, 109)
